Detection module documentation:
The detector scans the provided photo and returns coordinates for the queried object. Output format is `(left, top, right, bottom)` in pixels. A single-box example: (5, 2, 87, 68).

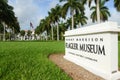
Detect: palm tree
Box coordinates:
(48, 8, 56, 40)
(114, 0, 120, 11)
(82, 0, 109, 23)
(39, 18, 51, 40)
(60, 0, 84, 30)
(75, 13, 88, 28)
(54, 5, 62, 41)
(66, 17, 72, 29)
(47, 4, 61, 41)
(59, 21, 68, 40)
(90, 0, 111, 22)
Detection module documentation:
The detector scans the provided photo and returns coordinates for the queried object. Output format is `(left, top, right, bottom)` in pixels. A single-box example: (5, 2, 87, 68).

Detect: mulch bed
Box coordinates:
(49, 53, 104, 80)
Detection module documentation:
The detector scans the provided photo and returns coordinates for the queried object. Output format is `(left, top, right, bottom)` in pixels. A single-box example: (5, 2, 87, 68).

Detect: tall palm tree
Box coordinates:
(59, 21, 68, 40)
(54, 5, 62, 41)
(75, 13, 88, 28)
(60, 0, 84, 30)
(82, 0, 109, 23)
(90, 0, 111, 22)
(48, 4, 61, 41)
(48, 8, 56, 40)
(114, 0, 120, 11)
(66, 17, 72, 29)
(40, 17, 51, 40)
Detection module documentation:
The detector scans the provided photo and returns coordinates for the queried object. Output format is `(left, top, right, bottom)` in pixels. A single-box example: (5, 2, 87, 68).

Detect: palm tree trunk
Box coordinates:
(96, 0, 100, 23)
(71, 12, 74, 30)
(57, 22, 59, 41)
(78, 23, 80, 28)
(9, 28, 11, 40)
(2, 22, 5, 41)
(71, 9, 74, 30)
(46, 31, 48, 41)
(51, 24, 54, 40)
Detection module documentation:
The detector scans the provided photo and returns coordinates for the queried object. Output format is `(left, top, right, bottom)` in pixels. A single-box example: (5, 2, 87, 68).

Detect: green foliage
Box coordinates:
(27, 30, 32, 37)
(90, 0, 111, 22)
(20, 30, 25, 36)
(114, 0, 120, 11)
(0, 42, 71, 80)
(0, 0, 20, 33)
(0, 23, 4, 33)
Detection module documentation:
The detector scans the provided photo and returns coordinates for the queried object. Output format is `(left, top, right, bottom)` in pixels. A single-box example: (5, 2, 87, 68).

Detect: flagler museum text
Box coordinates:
(66, 37, 105, 57)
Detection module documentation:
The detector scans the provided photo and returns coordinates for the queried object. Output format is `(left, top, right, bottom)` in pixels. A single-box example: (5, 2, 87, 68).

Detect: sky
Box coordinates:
(8, 0, 120, 30)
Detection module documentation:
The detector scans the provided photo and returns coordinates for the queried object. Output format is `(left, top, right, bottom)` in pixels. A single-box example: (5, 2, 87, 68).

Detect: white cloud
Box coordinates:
(8, 0, 61, 30)
(49, 1, 59, 9)
(8, 0, 49, 30)
(8, 0, 120, 30)
(84, 2, 120, 27)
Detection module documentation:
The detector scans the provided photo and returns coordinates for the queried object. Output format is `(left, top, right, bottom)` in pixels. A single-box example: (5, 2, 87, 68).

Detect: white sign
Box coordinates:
(64, 22, 120, 80)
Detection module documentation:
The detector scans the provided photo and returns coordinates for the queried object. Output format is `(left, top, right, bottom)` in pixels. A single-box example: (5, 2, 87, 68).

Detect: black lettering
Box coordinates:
(79, 44, 85, 51)
(98, 46, 105, 55)
(100, 38, 103, 42)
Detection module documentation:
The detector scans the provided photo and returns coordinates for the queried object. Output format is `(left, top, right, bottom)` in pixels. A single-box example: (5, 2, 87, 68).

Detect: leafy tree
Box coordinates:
(0, 0, 20, 31)
(74, 13, 88, 27)
(0, 23, 4, 33)
(27, 30, 32, 37)
(82, 0, 109, 23)
(114, 0, 120, 11)
(35, 26, 41, 35)
(59, 21, 68, 40)
(38, 18, 51, 40)
(53, 4, 62, 41)
(46, 4, 62, 41)
(20, 30, 25, 36)
(90, 0, 111, 22)
(60, 0, 84, 29)
(48, 10, 55, 40)
(0, 0, 20, 41)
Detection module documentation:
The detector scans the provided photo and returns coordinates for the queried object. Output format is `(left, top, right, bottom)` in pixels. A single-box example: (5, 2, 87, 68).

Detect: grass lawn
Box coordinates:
(0, 41, 72, 80)
(0, 41, 120, 80)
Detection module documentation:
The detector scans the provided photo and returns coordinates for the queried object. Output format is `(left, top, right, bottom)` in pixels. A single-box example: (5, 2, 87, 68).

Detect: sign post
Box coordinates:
(64, 22, 120, 80)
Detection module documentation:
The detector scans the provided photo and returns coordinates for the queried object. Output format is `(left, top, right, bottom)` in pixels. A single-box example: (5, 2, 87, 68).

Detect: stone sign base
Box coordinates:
(64, 22, 120, 80)
(64, 56, 120, 80)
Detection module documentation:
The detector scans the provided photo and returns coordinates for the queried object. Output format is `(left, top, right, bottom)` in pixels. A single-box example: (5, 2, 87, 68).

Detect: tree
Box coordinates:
(27, 30, 32, 37)
(35, 26, 41, 35)
(47, 4, 62, 41)
(0, 0, 20, 41)
(0, 23, 4, 33)
(75, 13, 88, 27)
(114, 0, 120, 11)
(60, 0, 84, 29)
(54, 5, 62, 41)
(20, 30, 25, 36)
(90, 0, 111, 22)
(82, 0, 109, 23)
(48, 9, 56, 40)
(59, 21, 68, 40)
(38, 18, 51, 40)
